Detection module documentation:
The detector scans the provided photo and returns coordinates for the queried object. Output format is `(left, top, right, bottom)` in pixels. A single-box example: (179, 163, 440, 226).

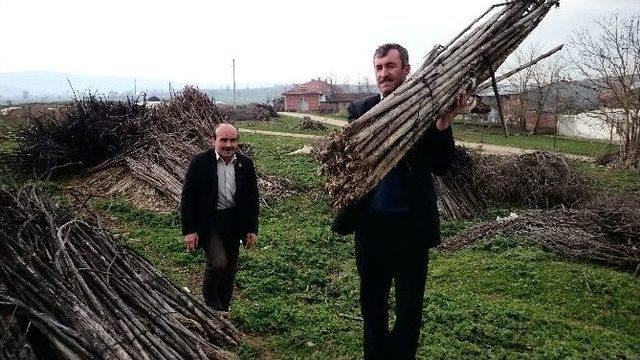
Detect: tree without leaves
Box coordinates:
(570, 14, 640, 169)
(506, 45, 539, 132)
(505, 44, 567, 134)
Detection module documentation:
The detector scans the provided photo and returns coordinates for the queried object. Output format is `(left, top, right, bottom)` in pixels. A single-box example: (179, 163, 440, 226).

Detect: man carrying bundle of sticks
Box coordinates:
(181, 123, 259, 312)
(333, 43, 468, 359)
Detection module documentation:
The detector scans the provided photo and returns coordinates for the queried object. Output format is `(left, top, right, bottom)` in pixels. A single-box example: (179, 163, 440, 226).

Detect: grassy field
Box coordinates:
(453, 123, 618, 158)
(95, 134, 639, 359)
(237, 116, 341, 136)
(1, 121, 638, 359)
(249, 115, 617, 158)
(576, 162, 640, 193)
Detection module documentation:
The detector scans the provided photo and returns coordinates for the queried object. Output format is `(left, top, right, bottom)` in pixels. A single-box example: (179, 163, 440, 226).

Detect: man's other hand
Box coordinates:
(245, 233, 257, 248)
(184, 233, 199, 251)
(436, 91, 470, 131)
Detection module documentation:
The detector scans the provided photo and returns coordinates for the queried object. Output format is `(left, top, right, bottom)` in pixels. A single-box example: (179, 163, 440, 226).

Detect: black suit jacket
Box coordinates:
(332, 94, 455, 248)
(181, 149, 259, 242)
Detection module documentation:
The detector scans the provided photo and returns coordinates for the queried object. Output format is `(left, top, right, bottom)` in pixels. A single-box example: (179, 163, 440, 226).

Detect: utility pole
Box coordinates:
(232, 59, 237, 108)
(169, 81, 172, 99)
(134, 78, 137, 97)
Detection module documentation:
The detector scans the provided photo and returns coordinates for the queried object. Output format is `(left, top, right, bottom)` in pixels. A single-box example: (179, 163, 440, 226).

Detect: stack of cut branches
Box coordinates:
(257, 172, 296, 207)
(297, 116, 327, 131)
(78, 86, 226, 210)
(225, 104, 278, 122)
(319, 0, 560, 208)
(0, 184, 240, 359)
(439, 207, 640, 274)
(4, 95, 147, 176)
(435, 146, 486, 219)
(473, 151, 591, 208)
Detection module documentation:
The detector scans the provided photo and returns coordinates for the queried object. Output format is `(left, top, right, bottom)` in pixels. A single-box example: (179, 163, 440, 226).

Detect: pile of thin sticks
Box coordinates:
(225, 103, 278, 122)
(472, 151, 591, 208)
(439, 207, 640, 274)
(435, 146, 486, 219)
(320, 0, 560, 208)
(297, 116, 327, 131)
(0, 184, 240, 359)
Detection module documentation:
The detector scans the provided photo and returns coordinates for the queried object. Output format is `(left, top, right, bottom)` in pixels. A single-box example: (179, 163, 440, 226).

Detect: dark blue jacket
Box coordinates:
(332, 95, 455, 248)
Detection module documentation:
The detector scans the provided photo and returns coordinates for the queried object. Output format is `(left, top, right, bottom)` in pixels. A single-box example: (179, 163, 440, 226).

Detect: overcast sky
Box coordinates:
(1, 0, 639, 88)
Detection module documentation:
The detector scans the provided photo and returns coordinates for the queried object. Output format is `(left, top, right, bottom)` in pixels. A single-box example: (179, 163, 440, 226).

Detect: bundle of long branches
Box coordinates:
(473, 151, 591, 208)
(0, 184, 239, 359)
(435, 146, 486, 219)
(319, 0, 560, 208)
(439, 207, 640, 274)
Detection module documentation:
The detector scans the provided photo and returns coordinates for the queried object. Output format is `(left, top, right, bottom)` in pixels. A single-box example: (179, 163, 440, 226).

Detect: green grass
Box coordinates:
(453, 123, 619, 158)
(317, 111, 349, 121)
(241, 133, 322, 190)
(238, 115, 340, 136)
(576, 162, 640, 193)
(93, 133, 639, 359)
(0, 121, 18, 152)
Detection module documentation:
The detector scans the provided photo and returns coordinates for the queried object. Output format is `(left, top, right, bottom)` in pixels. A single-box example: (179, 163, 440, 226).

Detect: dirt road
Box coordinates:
(258, 114, 593, 160)
(278, 112, 348, 127)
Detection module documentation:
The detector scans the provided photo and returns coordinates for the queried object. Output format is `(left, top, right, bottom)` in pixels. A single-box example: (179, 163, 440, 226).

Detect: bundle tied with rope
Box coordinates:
(319, 0, 561, 209)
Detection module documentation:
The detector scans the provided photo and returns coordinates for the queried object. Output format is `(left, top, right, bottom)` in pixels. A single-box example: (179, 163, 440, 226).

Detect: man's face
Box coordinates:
(374, 49, 410, 97)
(212, 124, 239, 160)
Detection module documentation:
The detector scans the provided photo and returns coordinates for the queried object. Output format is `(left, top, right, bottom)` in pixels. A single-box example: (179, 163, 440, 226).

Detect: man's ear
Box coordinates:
(403, 63, 411, 76)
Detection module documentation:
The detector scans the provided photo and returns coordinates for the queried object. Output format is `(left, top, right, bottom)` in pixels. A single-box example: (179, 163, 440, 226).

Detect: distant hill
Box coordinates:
(0, 72, 189, 103)
(0, 71, 378, 105)
(205, 86, 287, 105)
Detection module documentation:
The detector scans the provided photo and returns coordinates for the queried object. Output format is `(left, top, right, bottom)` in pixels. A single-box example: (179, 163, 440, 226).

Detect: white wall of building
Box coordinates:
(558, 110, 624, 142)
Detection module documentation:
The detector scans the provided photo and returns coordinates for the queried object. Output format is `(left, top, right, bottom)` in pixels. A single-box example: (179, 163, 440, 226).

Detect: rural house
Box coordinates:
(282, 79, 330, 112)
(283, 79, 373, 113)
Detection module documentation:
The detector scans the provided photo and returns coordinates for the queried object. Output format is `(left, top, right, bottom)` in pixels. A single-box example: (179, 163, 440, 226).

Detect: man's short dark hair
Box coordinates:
(374, 43, 409, 66)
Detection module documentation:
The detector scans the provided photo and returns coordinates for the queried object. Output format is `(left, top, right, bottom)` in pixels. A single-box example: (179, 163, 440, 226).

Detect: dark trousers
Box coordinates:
(202, 209, 241, 311)
(355, 211, 430, 360)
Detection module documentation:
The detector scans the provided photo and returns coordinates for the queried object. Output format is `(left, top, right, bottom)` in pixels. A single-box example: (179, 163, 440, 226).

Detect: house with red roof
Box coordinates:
(283, 78, 374, 113)
(282, 79, 331, 112)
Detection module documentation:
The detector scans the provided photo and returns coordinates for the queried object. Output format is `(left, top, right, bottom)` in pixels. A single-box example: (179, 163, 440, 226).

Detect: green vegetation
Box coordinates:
(241, 133, 321, 190)
(238, 115, 340, 136)
(318, 111, 349, 121)
(95, 133, 639, 359)
(0, 122, 18, 152)
(576, 162, 640, 193)
(453, 123, 618, 157)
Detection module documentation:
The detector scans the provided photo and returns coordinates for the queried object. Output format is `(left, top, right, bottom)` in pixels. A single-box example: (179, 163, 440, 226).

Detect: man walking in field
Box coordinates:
(333, 43, 468, 359)
(181, 123, 259, 311)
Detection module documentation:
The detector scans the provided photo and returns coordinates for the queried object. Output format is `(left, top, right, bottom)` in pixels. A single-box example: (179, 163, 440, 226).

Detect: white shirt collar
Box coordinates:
(215, 150, 236, 164)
